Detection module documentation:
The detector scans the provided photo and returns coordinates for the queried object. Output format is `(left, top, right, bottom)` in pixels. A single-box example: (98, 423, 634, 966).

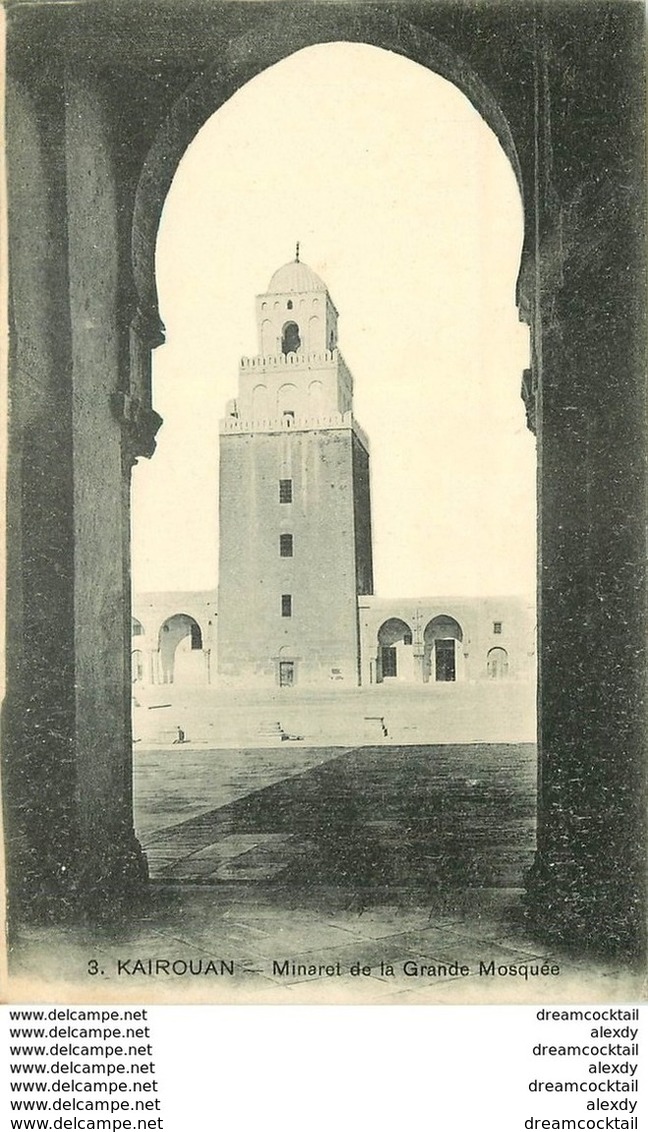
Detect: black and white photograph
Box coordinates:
(2, 0, 646, 1004)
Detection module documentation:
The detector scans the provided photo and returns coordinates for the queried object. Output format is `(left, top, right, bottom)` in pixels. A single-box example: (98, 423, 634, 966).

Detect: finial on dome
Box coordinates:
(295, 241, 300, 263)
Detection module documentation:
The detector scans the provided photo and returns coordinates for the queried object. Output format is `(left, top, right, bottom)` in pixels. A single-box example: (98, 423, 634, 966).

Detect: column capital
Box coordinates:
(520, 367, 536, 434)
(131, 305, 166, 351)
(112, 392, 163, 464)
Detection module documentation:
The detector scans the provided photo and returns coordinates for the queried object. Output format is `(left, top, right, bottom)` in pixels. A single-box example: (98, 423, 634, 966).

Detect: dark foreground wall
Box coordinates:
(3, 0, 646, 958)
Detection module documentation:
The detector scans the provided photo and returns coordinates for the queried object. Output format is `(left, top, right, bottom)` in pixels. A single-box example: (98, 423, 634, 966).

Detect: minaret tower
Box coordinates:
(217, 250, 373, 687)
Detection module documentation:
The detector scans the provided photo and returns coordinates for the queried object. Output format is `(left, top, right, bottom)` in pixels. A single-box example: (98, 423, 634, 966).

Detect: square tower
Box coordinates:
(217, 253, 373, 687)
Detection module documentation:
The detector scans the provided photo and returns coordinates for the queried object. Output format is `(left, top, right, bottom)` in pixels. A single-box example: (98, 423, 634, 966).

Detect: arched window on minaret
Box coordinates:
(308, 314, 320, 351)
(282, 321, 301, 355)
(308, 380, 324, 415)
(252, 384, 268, 420)
(277, 382, 297, 417)
(261, 319, 274, 355)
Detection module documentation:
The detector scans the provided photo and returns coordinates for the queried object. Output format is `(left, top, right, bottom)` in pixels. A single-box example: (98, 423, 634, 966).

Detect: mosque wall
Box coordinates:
(132, 589, 534, 689)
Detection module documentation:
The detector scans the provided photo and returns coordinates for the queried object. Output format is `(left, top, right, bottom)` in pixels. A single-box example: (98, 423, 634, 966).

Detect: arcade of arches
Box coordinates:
(129, 593, 534, 688)
(131, 591, 216, 686)
(4, 1, 646, 958)
(374, 614, 468, 685)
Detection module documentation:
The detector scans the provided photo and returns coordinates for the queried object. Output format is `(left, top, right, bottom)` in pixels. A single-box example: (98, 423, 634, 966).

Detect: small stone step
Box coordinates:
(257, 720, 286, 737)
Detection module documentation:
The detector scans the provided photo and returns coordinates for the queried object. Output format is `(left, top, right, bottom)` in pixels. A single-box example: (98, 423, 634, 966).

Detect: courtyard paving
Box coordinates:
(138, 742, 537, 889)
(8, 741, 642, 1003)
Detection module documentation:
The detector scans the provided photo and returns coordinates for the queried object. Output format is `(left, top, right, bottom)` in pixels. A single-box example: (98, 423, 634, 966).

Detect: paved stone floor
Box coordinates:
(9, 743, 642, 1003)
(139, 743, 537, 889)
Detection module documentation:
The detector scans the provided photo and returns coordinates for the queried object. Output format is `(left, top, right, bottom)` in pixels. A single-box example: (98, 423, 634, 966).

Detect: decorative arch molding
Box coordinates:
(157, 612, 204, 651)
(131, 11, 527, 362)
(376, 617, 414, 682)
(157, 613, 205, 685)
(487, 645, 509, 679)
(423, 614, 464, 644)
(377, 617, 413, 647)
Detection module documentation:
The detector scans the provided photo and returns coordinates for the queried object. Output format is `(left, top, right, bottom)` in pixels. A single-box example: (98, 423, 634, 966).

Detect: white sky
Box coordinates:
(131, 43, 535, 599)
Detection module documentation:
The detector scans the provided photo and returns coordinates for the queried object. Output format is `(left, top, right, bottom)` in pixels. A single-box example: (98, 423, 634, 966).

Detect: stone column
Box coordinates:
(524, 195, 646, 958)
(518, 13, 646, 959)
(3, 68, 162, 923)
(3, 75, 79, 921)
(63, 75, 162, 908)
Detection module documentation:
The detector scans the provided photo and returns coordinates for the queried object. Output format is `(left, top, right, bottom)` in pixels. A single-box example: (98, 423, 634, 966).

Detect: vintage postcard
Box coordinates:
(2, 0, 645, 1004)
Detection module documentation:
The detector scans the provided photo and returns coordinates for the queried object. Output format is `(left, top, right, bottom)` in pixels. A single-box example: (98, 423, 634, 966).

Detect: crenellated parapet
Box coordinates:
(236, 337, 355, 420)
(219, 409, 370, 451)
(240, 348, 338, 370)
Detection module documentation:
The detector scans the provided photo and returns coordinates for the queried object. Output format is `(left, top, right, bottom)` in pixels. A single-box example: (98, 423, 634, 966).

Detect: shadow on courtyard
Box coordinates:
(10, 743, 642, 1000)
(143, 743, 537, 900)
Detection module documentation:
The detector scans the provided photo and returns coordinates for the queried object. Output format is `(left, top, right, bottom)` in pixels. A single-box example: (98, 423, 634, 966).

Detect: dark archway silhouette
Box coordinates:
(423, 615, 463, 683)
(376, 617, 413, 682)
(5, 2, 645, 957)
(281, 321, 301, 355)
(131, 21, 524, 351)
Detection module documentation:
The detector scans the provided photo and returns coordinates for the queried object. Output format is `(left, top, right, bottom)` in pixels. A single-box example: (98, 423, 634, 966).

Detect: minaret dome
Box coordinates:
(256, 254, 339, 358)
(267, 260, 326, 294)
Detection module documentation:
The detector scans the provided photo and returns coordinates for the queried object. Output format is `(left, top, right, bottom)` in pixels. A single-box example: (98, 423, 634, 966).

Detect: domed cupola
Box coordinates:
(267, 258, 326, 295)
(255, 245, 339, 357)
